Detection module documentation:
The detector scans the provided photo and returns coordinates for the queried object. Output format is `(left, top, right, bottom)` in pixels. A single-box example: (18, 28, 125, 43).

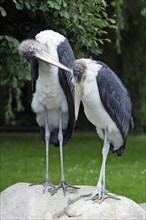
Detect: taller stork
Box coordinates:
(73, 58, 134, 201)
(19, 30, 77, 194)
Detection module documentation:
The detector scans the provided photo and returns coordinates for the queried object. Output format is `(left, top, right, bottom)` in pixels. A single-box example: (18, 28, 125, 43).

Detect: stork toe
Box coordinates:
(85, 187, 120, 203)
(30, 179, 55, 194)
(53, 181, 79, 196)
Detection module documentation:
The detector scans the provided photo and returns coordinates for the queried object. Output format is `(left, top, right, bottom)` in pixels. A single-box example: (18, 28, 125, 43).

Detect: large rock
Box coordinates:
(0, 183, 145, 220)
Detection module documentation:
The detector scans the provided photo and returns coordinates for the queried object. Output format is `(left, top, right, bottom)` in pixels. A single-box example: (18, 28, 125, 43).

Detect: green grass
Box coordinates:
(0, 132, 146, 203)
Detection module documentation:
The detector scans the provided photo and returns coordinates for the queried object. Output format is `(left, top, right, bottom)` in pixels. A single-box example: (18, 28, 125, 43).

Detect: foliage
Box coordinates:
(0, 0, 115, 124)
(0, 35, 30, 124)
(109, 0, 146, 132)
(0, 132, 146, 203)
(0, 0, 145, 132)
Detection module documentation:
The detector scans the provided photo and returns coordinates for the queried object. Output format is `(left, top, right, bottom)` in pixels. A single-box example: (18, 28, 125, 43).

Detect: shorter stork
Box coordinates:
(73, 58, 134, 201)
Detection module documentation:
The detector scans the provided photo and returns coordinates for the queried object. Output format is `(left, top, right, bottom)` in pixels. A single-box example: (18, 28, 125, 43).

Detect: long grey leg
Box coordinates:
(45, 109, 50, 181)
(87, 131, 119, 202)
(58, 112, 65, 182)
(42, 108, 55, 192)
(96, 132, 110, 197)
(53, 110, 79, 196)
(30, 108, 55, 193)
(83, 131, 109, 200)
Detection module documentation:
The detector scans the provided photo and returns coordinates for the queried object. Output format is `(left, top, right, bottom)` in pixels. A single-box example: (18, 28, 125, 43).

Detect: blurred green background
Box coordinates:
(0, 0, 145, 203)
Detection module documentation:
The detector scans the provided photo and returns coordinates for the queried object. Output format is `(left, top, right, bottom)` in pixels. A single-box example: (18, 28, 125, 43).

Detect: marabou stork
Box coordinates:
(73, 58, 134, 201)
(19, 30, 77, 194)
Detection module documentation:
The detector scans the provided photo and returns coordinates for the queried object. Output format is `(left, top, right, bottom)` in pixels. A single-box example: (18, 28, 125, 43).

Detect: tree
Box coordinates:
(1, 0, 145, 132)
(0, 0, 115, 125)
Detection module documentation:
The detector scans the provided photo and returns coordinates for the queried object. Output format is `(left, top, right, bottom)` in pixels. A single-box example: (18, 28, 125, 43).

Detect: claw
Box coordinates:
(81, 187, 120, 203)
(30, 179, 55, 194)
(53, 181, 79, 196)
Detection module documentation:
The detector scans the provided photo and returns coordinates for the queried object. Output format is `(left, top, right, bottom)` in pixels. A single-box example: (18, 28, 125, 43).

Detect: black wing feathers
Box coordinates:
(57, 39, 76, 145)
(30, 59, 39, 93)
(97, 62, 133, 152)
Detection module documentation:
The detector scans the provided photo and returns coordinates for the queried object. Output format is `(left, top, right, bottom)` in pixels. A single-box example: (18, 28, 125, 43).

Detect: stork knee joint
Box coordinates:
(58, 131, 63, 143)
(45, 132, 50, 141)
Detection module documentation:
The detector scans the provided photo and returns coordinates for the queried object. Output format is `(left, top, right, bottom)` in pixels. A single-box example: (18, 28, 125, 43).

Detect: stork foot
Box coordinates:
(30, 179, 55, 194)
(53, 181, 79, 196)
(82, 187, 120, 203)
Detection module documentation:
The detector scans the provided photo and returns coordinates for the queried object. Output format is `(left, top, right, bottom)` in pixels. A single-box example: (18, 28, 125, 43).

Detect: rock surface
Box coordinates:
(0, 183, 145, 220)
(140, 203, 146, 211)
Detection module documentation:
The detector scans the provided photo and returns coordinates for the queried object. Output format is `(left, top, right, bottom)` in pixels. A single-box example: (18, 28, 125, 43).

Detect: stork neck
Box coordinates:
(75, 83, 83, 119)
(38, 62, 58, 83)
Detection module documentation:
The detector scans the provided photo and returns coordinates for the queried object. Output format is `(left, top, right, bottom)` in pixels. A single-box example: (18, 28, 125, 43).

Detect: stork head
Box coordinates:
(19, 40, 48, 58)
(73, 60, 86, 84)
(73, 59, 86, 119)
(19, 39, 71, 72)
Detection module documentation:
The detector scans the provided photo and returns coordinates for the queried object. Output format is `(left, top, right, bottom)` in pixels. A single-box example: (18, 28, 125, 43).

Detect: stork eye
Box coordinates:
(73, 64, 84, 75)
(74, 69, 81, 75)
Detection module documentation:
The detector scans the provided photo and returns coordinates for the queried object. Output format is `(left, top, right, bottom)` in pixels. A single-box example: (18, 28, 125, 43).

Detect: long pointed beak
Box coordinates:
(34, 49, 71, 72)
(19, 39, 71, 72)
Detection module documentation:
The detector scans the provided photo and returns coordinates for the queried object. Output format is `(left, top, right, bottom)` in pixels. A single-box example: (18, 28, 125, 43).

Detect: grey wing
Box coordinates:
(57, 39, 76, 145)
(97, 64, 133, 141)
(30, 59, 39, 93)
(58, 39, 75, 96)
